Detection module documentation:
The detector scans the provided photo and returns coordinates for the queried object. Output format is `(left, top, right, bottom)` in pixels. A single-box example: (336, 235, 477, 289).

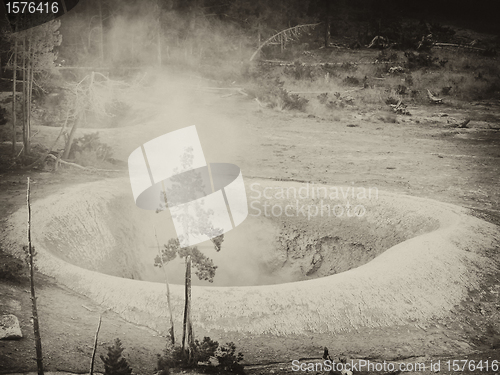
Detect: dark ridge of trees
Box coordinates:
(2, 0, 497, 65)
(1, 0, 499, 35)
(0, 0, 498, 78)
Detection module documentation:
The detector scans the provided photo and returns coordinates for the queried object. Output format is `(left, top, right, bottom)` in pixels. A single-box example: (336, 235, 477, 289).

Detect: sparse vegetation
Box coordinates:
(249, 45, 500, 115)
(100, 338, 133, 375)
(156, 337, 244, 375)
(215, 342, 245, 374)
(69, 132, 112, 167)
(0, 1, 499, 374)
(246, 76, 309, 111)
(283, 62, 317, 81)
(405, 51, 440, 70)
(0, 248, 27, 283)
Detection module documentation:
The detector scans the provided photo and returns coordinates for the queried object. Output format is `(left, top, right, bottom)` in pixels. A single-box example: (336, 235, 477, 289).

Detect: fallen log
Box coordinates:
(259, 60, 387, 67)
(22, 111, 70, 170)
(46, 154, 122, 172)
(456, 119, 471, 128)
(427, 89, 443, 104)
(434, 43, 486, 52)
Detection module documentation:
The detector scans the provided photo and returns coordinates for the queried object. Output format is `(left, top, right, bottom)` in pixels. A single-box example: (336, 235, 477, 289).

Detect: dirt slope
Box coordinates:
(1, 72, 500, 373)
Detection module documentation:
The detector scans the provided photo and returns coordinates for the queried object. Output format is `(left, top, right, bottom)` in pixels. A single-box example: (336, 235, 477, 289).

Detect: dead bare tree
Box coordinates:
(181, 255, 194, 361)
(61, 71, 127, 161)
(90, 312, 102, 375)
(6, 20, 61, 161)
(22, 109, 70, 170)
(22, 35, 27, 159)
(12, 37, 18, 156)
(62, 72, 94, 160)
(249, 23, 320, 62)
(154, 227, 175, 345)
(324, 2, 330, 48)
(26, 177, 44, 375)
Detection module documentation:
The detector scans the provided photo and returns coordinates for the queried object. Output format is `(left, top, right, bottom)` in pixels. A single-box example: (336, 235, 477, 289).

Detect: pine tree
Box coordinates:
(100, 338, 133, 375)
(154, 147, 224, 365)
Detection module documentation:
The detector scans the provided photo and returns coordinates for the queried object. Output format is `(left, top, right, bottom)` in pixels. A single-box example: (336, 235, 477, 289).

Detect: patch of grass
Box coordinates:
(378, 113, 398, 123)
(354, 87, 384, 105)
(405, 51, 440, 70)
(338, 62, 358, 72)
(410, 69, 500, 101)
(69, 132, 115, 168)
(342, 76, 360, 86)
(317, 92, 355, 109)
(376, 50, 400, 62)
(385, 96, 400, 106)
(0, 248, 27, 284)
(246, 47, 500, 118)
(246, 76, 309, 111)
(215, 342, 245, 374)
(283, 62, 318, 81)
(156, 337, 245, 375)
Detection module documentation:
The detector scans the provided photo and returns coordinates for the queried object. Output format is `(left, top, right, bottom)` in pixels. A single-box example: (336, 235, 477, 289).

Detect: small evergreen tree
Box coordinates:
(154, 147, 225, 364)
(100, 338, 133, 375)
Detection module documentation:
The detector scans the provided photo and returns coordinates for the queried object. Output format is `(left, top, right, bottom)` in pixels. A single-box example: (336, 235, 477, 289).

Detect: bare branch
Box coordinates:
(249, 23, 320, 62)
(46, 154, 122, 172)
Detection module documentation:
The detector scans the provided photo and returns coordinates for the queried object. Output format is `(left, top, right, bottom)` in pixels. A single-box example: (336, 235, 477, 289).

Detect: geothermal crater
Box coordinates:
(38, 178, 438, 287)
(4, 177, 497, 336)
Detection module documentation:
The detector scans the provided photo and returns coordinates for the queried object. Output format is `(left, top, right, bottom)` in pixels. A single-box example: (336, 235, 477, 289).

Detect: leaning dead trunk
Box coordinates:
(89, 314, 102, 375)
(62, 112, 82, 160)
(26, 62, 31, 155)
(63, 72, 94, 160)
(12, 38, 17, 156)
(27, 177, 44, 375)
(97, 0, 104, 64)
(21, 36, 26, 159)
(156, 3, 162, 67)
(27, 42, 35, 156)
(249, 24, 320, 62)
(324, 0, 330, 48)
(181, 255, 193, 362)
(155, 228, 175, 345)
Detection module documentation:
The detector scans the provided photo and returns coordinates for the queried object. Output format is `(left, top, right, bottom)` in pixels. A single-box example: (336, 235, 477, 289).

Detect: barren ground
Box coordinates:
(1, 76, 500, 374)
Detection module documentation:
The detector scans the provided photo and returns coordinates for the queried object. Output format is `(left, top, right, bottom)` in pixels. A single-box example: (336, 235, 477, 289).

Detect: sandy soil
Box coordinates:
(1, 71, 500, 374)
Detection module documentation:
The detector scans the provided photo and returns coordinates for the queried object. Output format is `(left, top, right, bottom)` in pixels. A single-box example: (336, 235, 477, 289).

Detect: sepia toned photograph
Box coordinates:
(0, 0, 499, 374)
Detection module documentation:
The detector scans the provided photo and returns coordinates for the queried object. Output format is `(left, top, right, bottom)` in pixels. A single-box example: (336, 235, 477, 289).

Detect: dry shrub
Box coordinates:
(0, 248, 27, 284)
(69, 132, 114, 168)
(247, 77, 309, 111)
(283, 62, 318, 81)
(156, 337, 244, 374)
